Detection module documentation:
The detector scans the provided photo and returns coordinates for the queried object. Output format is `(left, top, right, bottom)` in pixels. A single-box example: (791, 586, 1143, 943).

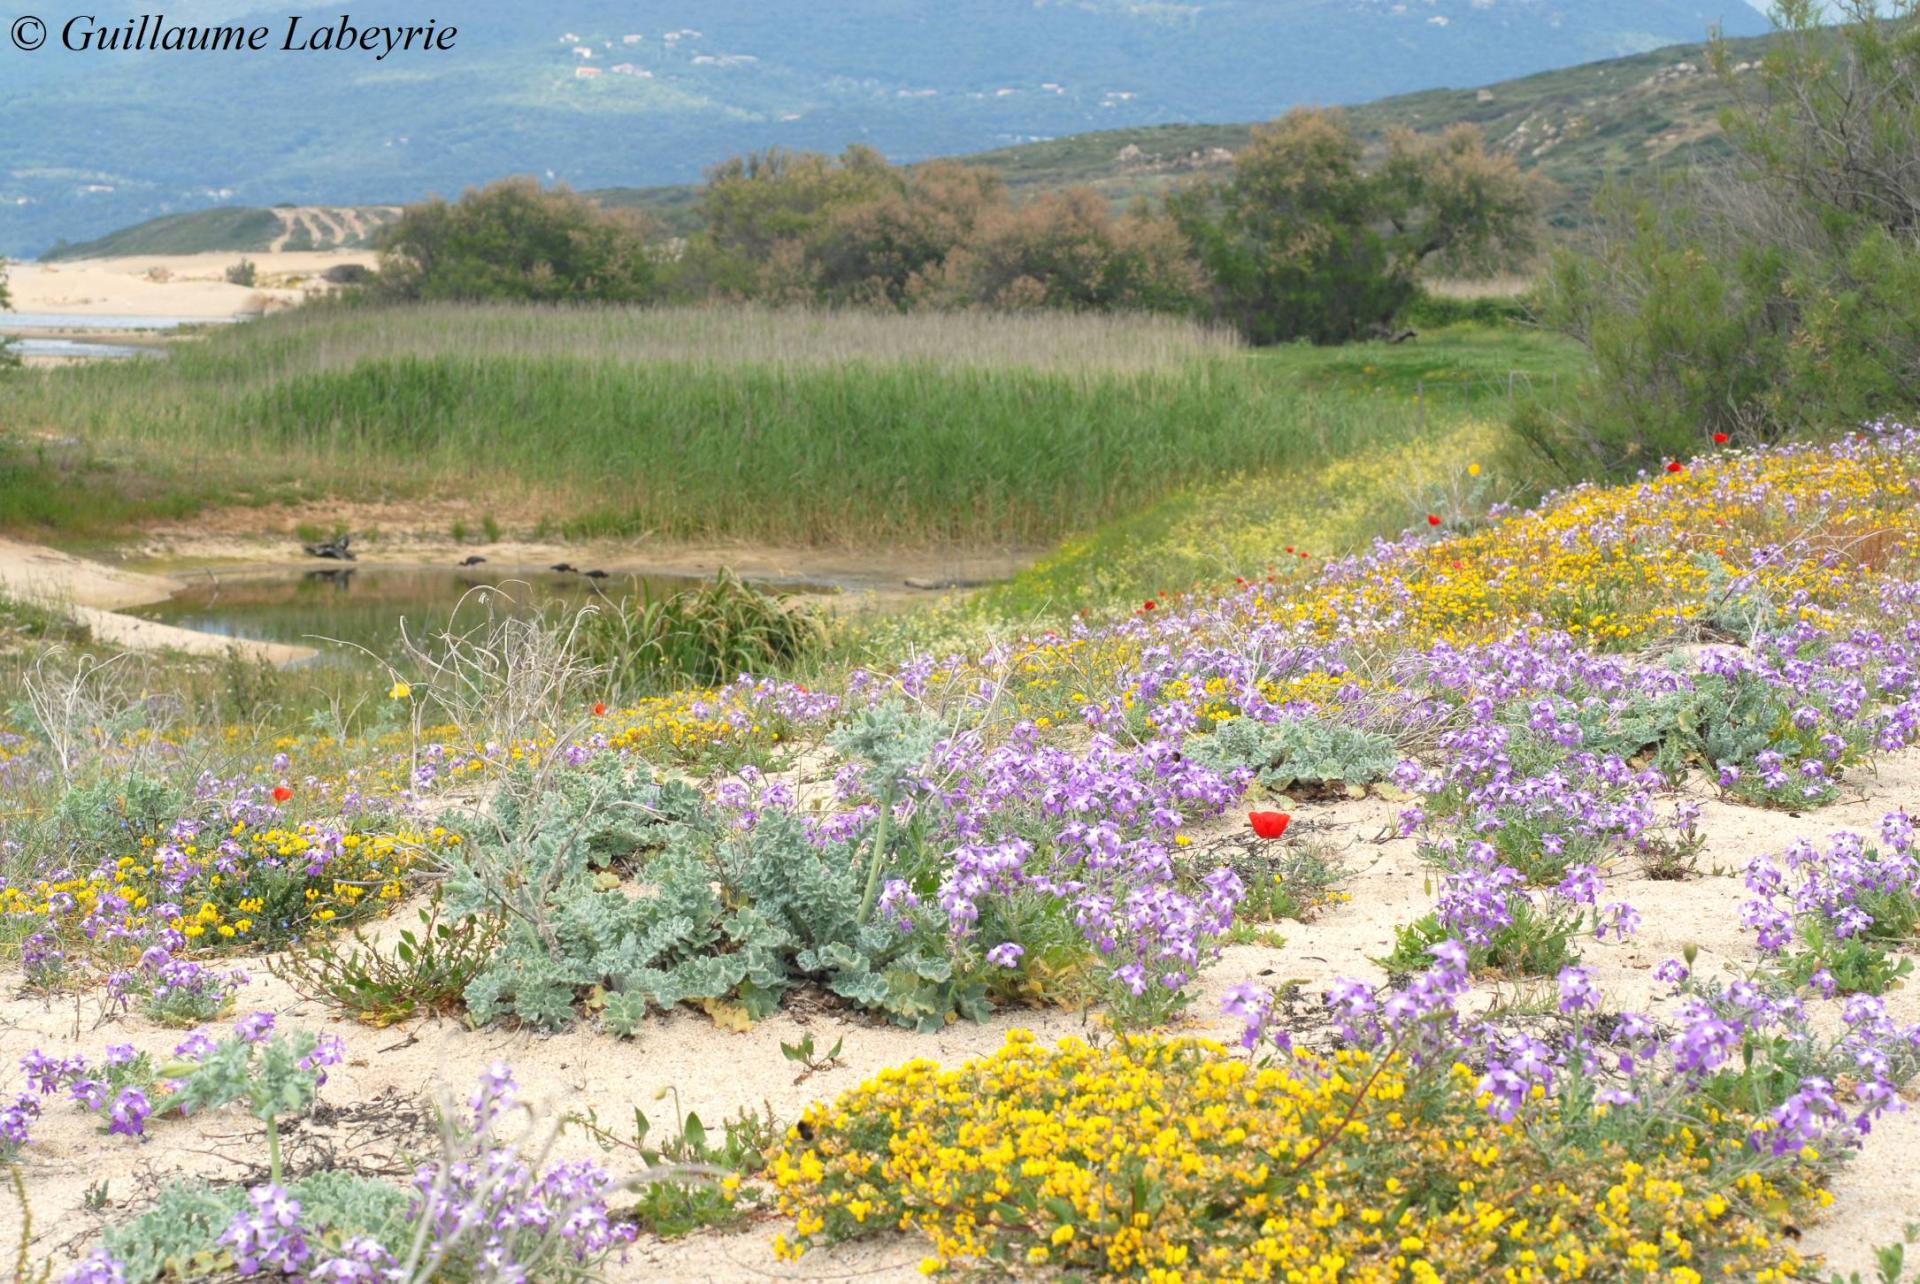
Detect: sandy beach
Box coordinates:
(4, 248, 379, 322)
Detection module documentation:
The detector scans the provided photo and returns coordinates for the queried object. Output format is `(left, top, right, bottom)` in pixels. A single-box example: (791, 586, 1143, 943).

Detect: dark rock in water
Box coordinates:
(904, 576, 990, 590)
(302, 533, 355, 561)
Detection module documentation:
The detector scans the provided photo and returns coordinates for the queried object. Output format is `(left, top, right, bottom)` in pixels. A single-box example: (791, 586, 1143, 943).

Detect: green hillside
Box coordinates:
(43, 205, 401, 263)
(37, 32, 1768, 261)
(932, 31, 1770, 229)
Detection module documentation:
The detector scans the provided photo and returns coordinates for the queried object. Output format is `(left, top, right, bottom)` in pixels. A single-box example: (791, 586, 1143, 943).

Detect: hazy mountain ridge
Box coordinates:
(3, 0, 1770, 257)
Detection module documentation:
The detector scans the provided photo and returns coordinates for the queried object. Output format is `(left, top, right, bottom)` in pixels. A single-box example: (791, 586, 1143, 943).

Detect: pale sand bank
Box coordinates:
(0, 536, 315, 664)
(5, 249, 378, 321)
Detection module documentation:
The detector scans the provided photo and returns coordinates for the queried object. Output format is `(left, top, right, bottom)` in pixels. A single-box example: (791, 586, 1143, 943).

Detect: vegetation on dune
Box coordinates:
(10, 425, 1920, 1280)
(11, 10, 1920, 1283)
(771, 1030, 1827, 1280)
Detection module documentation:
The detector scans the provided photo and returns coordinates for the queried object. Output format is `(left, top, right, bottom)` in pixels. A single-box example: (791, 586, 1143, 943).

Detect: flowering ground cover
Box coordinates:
(2, 422, 1919, 1280)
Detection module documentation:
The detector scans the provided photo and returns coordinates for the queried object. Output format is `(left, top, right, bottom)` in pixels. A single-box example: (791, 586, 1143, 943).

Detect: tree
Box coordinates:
(685, 146, 904, 300)
(1171, 108, 1540, 343)
(811, 161, 1003, 307)
(921, 188, 1205, 314)
(376, 178, 660, 304)
(1525, 1, 1920, 476)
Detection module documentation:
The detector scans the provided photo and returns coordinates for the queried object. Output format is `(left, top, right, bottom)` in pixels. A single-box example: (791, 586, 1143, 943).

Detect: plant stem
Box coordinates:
(267, 1118, 282, 1186)
(856, 784, 896, 926)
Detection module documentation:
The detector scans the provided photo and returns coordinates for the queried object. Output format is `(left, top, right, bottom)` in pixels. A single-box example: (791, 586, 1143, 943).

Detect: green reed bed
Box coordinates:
(4, 303, 1582, 545)
(0, 305, 1312, 543)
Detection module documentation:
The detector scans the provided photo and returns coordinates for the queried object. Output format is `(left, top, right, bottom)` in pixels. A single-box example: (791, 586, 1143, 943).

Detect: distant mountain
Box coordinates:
(47, 29, 1777, 262)
(1, 0, 1771, 258)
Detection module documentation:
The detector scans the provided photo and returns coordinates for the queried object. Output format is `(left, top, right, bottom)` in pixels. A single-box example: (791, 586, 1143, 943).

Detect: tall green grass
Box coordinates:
(3, 303, 1582, 546)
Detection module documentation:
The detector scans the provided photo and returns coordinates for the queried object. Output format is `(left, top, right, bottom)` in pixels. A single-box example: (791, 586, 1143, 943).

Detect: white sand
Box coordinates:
(5, 250, 378, 322)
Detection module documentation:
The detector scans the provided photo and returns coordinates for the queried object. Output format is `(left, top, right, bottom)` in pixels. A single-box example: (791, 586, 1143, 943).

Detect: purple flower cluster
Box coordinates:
(409, 1066, 638, 1275)
(0, 1089, 38, 1160)
(108, 945, 249, 1025)
(927, 727, 1247, 1013)
(1231, 941, 1920, 1158)
(1742, 813, 1919, 988)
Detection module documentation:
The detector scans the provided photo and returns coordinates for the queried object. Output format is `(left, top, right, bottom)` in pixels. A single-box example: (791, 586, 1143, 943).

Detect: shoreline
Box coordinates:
(0, 537, 319, 665)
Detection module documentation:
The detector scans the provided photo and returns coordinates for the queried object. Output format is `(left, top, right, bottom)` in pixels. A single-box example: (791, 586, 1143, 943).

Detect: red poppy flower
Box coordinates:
(1142, 599, 1157, 611)
(271, 786, 292, 804)
(1712, 433, 1729, 444)
(1427, 514, 1441, 526)
(1249, 811, 1291, 840)
(1284, 546, 1294, 554)
(1665, 461, 1684, 473)
(593, 701, 607, 716)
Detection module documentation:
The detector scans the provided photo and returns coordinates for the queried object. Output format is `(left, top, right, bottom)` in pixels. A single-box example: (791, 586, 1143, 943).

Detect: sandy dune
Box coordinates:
(2, 750, 1917, 1278)
(4, 249, 377, 321)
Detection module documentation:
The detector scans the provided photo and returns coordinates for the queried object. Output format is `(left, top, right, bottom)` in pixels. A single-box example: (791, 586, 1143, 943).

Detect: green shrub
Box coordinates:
(575, 569, 822, 693)
(1524, 2, 1920, 475)
(1170, 110, 1541, 343)
(268, 902, 502, 1026)
(376, 177, 660, 304)
(100, 1175, 407, 1283)
(40, 772, 186, 867)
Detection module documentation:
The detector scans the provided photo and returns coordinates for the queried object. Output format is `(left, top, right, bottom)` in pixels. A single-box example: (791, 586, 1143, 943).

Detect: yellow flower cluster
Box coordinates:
(1273, 442, 1919, 651)
(603, 693, 794, 765)
(769, 1030, 1824, 1282)
(1, 823, 454, 950)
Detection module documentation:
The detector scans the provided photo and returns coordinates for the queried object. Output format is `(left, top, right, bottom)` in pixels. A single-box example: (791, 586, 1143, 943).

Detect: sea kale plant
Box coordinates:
(440, 684, 1252, 1032)
(1185, 712, 1397, 795)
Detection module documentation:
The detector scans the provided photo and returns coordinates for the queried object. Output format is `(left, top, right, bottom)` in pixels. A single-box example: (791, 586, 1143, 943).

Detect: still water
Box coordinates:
(126, 566, 796, 661)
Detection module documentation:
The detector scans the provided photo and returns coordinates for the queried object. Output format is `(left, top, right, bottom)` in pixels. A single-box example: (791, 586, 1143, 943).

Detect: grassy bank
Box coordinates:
(1, 304, 1583, 546)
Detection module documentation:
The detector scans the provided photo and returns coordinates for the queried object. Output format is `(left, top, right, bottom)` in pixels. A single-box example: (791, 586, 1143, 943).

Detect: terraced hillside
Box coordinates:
(42, 205, 401, 261)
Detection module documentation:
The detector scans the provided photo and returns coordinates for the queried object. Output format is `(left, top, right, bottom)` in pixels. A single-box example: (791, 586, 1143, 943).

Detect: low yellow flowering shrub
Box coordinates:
(769, 1030, 1825, 1281)
(1, 822, 455, 957)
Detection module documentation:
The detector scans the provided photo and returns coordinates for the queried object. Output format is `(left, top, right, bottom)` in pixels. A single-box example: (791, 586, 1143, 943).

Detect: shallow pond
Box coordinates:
(126, 565, 823, 662)
(2, 312, 233, 330)
(11, 336, 158, 360)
